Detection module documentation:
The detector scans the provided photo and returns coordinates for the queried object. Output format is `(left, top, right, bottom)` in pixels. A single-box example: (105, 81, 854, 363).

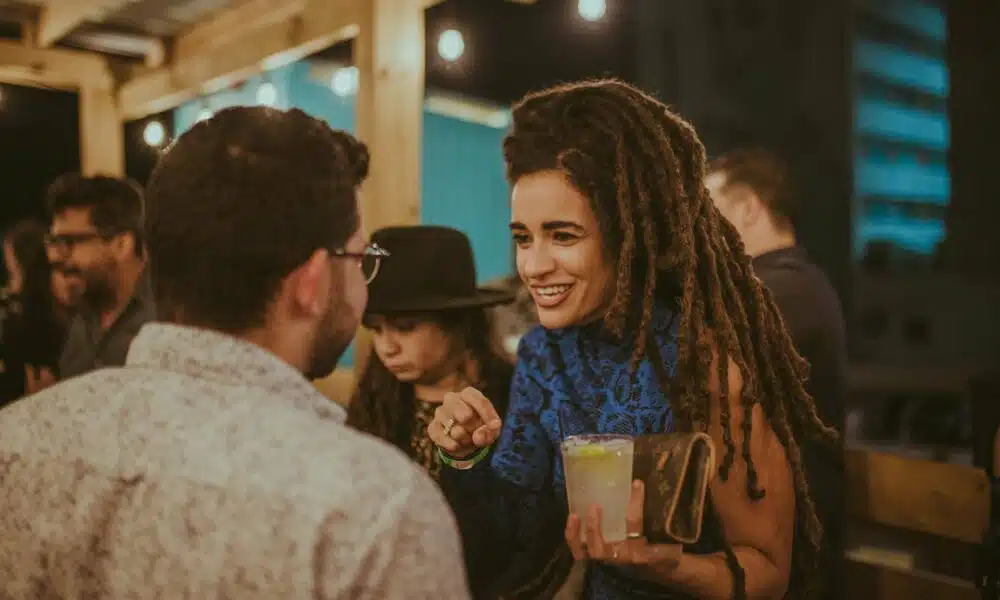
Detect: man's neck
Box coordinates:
(746, 230, 797, 259)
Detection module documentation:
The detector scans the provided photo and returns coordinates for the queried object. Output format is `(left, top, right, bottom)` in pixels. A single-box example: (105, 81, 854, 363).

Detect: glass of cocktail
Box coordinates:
(561, 433, 635, 543)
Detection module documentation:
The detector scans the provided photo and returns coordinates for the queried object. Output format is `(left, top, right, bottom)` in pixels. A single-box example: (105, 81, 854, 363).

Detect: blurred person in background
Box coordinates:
(45, 173, 153, 379)
(347, 224, 516, 599)
(0, 220, 73, 405)
(486, 272, 539, 357)
(706, 148, 847, 600)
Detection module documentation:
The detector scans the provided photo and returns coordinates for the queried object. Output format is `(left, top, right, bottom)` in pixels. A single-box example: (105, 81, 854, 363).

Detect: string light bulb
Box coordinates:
(578, 0, 606, 21)
(143, 121, 166, 147)
(256, 81, 278, 106)
(330, 66, 359, 97)
(438, 29, 465, 62)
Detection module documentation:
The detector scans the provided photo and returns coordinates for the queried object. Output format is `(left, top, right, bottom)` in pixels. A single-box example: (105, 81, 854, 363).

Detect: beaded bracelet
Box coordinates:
(437, 445, 491, 470)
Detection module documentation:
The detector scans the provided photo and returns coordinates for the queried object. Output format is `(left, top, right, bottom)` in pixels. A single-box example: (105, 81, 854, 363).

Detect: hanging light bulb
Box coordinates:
(143, 121, 166, 147)
(330, 66, 359, 97)
(256, 81, 278, 106)
(438, 29, 465, 62)
(578, 0, 606, 21)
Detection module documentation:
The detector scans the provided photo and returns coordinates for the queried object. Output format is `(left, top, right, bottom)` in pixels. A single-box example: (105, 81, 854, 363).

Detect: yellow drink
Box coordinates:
(561, 434, 635, 543)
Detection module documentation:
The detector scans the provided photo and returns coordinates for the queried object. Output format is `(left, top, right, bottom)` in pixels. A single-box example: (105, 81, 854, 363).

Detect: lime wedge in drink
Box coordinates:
(572, 444, 609, 458)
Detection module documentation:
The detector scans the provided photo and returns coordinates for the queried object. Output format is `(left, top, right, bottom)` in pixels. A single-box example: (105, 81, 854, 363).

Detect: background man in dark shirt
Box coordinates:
(706, 148, 847, 600)
(45, 174, 153, 380)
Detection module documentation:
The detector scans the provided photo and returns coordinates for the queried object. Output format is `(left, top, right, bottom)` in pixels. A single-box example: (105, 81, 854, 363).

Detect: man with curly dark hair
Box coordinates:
(0, 106, 468, 599)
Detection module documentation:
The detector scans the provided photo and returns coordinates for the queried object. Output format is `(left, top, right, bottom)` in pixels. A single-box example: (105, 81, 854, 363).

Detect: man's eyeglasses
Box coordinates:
(333, 243, 390, 284)
(44, 229, 123, 254)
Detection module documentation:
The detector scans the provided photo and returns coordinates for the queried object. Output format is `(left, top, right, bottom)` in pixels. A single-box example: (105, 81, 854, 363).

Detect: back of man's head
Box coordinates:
(707, 148, 795, 231)
(145, 106, 369, 333)
(46, 173, 145, 253)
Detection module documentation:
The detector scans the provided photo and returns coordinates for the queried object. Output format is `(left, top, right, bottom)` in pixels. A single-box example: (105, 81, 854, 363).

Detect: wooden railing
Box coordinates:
(844, 448, 990, 600)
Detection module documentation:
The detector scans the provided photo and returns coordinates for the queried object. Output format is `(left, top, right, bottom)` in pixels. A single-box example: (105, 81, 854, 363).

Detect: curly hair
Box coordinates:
(502, 79, 838, 597)
(145, 107, 369, 332)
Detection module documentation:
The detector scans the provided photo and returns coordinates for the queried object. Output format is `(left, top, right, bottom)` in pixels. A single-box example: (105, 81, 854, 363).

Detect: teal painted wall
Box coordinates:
(173, 59, 512, 368)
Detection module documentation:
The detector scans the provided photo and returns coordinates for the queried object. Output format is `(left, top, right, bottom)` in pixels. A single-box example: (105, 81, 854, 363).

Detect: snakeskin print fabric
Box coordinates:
(442, 301, 724, 599)
(412, 400, 442, 480)
(0, 323, 469, 599)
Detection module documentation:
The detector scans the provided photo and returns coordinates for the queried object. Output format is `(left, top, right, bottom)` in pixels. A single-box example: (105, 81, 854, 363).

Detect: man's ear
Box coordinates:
(286, 249, 331, 318)
(112, 232, 137, 260)
(735, 187, 765, 229)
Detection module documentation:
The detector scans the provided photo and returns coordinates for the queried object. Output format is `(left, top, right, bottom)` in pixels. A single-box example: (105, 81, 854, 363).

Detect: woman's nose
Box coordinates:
(519, 246, 556, 279)
(377, 333, 401, 356)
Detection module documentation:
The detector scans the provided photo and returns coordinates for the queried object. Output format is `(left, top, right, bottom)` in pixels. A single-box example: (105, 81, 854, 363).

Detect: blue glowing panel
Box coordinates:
(855, 99, 949, 150)
(855, 40, 948, 97)
(854, 157, 949, 203)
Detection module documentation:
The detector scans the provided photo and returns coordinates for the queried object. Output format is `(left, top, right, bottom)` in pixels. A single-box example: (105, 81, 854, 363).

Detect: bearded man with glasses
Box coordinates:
(44, 173, 153, 380)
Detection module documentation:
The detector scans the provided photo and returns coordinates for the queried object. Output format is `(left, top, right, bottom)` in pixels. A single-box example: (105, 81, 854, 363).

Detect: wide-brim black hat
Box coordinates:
(365, 225, 515, 315)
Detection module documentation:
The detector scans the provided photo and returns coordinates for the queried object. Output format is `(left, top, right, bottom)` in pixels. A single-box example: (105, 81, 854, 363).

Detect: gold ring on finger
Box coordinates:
(442, 417, 456, 437)
(612, 548, 620, 560)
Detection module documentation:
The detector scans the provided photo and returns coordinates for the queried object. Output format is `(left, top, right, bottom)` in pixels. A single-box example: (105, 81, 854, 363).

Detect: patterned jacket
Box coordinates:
(0, 323, 469, 599)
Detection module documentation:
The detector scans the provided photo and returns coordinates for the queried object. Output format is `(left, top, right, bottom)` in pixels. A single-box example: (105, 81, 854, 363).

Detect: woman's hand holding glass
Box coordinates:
(428, 387, 503, 458)
(565, 480, 683, 571)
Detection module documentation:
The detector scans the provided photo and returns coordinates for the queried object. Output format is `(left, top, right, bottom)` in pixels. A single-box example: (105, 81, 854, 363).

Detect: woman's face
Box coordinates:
(367, 315, 458, 385)
(3, 241, 22, 294)
(510, 170, 613, 329)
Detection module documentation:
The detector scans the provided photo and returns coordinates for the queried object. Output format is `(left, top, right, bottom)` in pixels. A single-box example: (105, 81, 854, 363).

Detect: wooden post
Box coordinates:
(314, 0, 425, 405)
(354, 0, 424, 231)
(79, 85, 124, 176)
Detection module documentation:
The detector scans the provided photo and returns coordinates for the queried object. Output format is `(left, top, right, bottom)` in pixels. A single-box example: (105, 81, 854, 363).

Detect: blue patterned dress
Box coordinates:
(440, 301, 725, 599)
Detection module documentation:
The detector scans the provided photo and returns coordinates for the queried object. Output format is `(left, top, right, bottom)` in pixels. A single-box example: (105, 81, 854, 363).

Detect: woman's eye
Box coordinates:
(512, 234, 531, 246)
(391, 320, 417, 333)
(553, 231, 577, 243)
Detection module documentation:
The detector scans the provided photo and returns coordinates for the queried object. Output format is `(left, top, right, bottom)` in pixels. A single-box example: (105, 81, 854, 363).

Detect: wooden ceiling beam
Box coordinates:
(35, 0, 133, 48)
(118, 0, 449, 121)
(0, 39, 113, 90)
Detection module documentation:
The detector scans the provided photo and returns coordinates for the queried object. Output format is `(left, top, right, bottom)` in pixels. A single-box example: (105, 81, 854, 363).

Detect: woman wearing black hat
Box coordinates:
(346, 225, 516, 599)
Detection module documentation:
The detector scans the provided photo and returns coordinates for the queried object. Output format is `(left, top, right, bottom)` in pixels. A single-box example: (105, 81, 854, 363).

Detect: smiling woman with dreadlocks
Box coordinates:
(427, 79, 837, 600)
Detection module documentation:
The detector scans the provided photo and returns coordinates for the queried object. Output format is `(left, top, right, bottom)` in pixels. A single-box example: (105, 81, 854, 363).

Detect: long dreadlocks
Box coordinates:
(502, 78, 839, 597)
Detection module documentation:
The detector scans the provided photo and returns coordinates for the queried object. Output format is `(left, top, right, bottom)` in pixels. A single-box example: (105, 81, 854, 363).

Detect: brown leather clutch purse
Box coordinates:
(632, 432, 717, 545)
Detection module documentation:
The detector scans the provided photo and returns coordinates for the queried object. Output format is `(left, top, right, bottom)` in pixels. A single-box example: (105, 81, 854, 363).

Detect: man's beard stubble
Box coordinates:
(80, 269, 117, 313)
(304, 294, 357, 381)
(55, 263, 116, 313)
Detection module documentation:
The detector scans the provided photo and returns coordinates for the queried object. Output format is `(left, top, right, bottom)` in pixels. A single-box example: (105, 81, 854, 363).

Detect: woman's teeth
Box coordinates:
(537, 285, 572, 297)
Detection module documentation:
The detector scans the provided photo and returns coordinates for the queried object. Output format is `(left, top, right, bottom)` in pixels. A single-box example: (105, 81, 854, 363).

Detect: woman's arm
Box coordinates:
(644, 349, 796, 600)
(438, 341, 572, 596)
